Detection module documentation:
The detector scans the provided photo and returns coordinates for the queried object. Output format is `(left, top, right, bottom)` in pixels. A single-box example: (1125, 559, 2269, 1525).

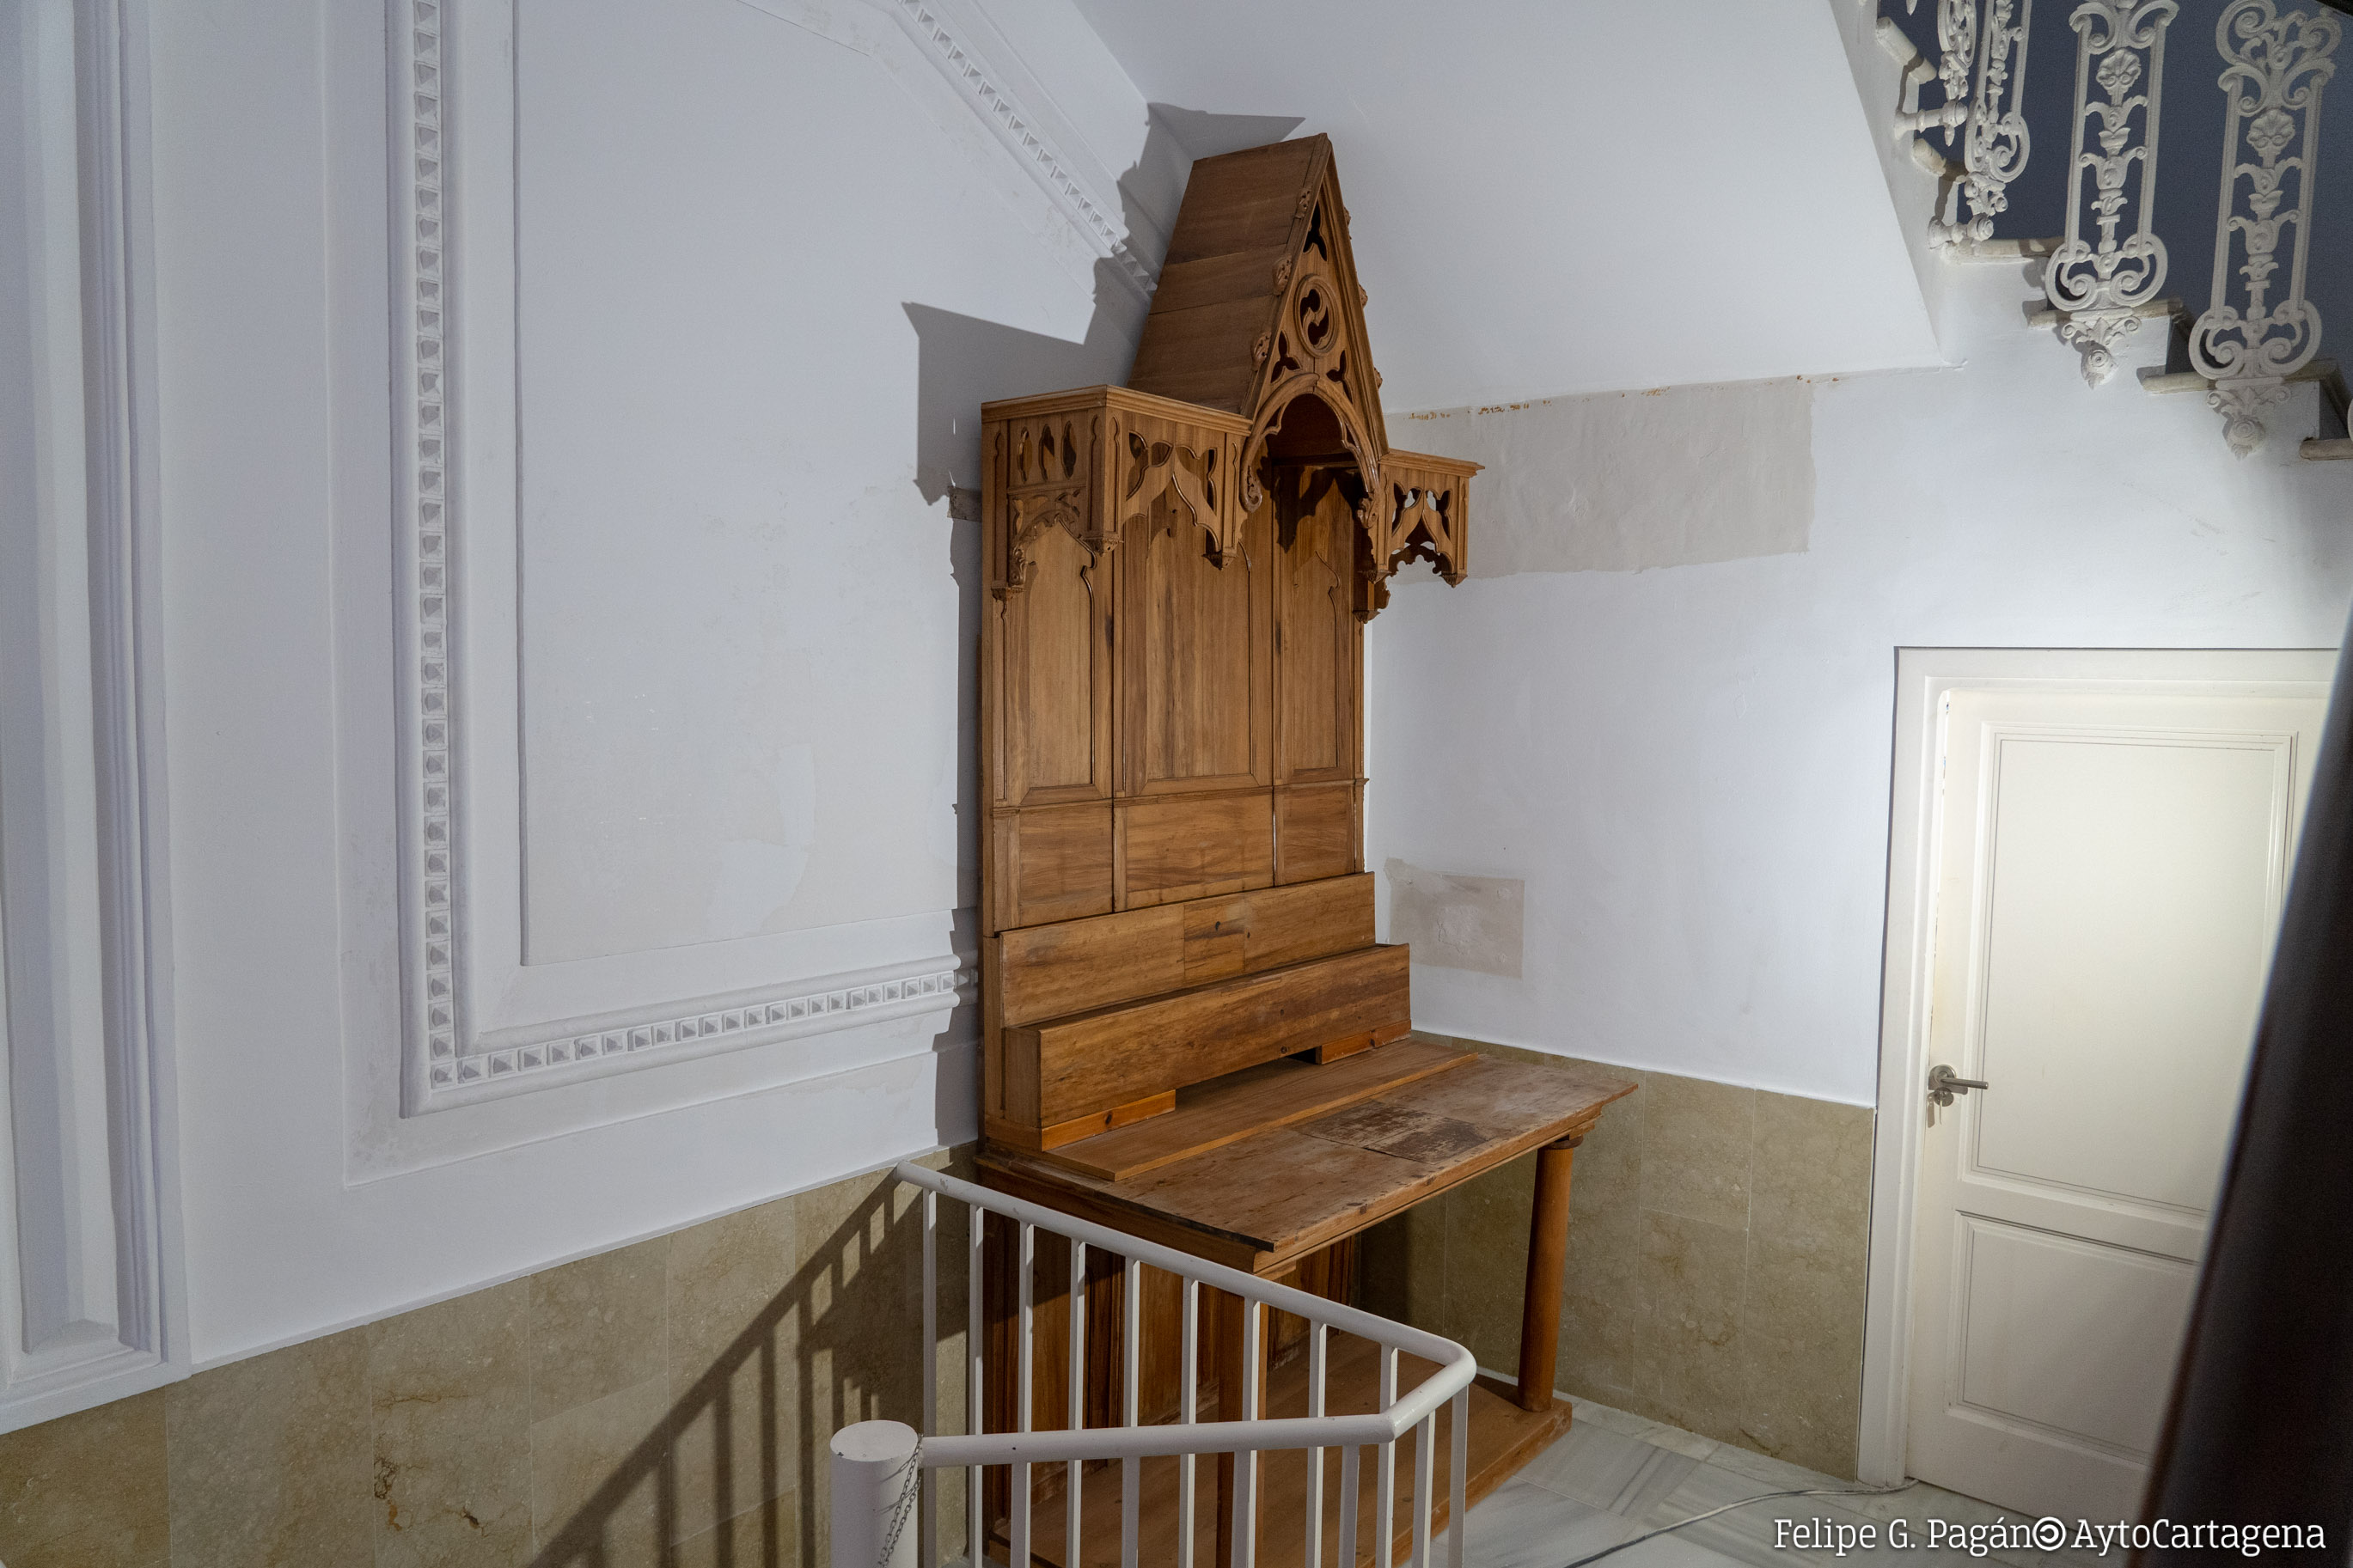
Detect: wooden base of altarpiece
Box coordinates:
(975, 1040, 1636, 1566)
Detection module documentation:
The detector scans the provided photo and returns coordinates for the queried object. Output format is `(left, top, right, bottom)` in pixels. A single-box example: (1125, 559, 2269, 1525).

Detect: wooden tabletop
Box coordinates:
(981, 1052, 1636, 1273)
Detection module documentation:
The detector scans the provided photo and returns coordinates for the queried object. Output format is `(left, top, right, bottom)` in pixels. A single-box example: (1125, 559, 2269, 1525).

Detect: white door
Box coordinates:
(1905, 679, 2330, 1518)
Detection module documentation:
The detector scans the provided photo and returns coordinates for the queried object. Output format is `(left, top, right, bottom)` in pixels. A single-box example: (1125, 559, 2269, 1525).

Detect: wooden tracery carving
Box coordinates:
(978, 137, 1476, 1156)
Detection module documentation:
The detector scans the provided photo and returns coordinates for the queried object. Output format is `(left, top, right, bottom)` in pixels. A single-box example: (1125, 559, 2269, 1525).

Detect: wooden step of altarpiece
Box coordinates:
(1003, 944, 1411, 1151)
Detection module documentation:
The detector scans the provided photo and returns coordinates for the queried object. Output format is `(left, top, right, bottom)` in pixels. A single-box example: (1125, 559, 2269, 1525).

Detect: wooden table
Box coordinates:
(979, 1039, 1635, 1565)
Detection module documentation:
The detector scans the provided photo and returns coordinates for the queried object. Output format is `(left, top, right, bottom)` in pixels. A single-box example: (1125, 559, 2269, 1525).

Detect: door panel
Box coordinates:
(1952, 1217, 2197, 1457)
(1906, 685, 2326, 1517)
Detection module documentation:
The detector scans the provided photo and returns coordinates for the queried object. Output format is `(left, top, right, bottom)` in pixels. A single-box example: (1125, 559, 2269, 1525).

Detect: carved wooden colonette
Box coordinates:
(975, 134, 1630, 1565)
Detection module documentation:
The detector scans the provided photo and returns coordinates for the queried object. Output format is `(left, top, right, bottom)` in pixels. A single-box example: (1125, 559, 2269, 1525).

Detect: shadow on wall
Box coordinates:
(901, 106, 1302, 964)
(530, 1168, 963, 1567)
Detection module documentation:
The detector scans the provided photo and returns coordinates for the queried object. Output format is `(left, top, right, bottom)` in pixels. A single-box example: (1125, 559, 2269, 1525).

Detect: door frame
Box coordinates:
(1856, 646, 2339, 1486)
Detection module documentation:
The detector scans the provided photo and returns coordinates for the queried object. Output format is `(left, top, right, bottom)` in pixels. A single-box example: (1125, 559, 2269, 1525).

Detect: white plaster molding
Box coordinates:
(437, 963, 967, 1104)
(387, 0, 975, 1115)
(0, 0, 186, 1433)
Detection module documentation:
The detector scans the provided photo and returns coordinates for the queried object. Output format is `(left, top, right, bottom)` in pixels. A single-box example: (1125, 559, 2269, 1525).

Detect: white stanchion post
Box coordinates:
(831, 1419, 922, 1568)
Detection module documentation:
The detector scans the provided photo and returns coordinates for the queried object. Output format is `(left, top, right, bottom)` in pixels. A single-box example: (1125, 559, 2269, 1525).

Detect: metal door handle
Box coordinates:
(1928, 1064, 1989, 1107)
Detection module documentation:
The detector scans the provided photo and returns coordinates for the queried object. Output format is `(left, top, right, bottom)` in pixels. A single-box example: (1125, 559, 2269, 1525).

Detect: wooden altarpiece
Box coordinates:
(975, 137, 1630, 1566)
(981, 136, 1474, 1155)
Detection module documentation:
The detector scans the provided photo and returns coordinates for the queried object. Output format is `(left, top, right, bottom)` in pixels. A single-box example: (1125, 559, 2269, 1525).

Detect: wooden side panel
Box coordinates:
(1117, 794, 1274, 910)
(1119, 497, 1273, 797)
(1013, 944, 1412, 1132)
(993, 804, 1114, 930)
(998, 523, 1109, 805)
(999, 874, 1375, 1026)
(1274, 485, 1361, 784)
(1277, 783, 1360, 885)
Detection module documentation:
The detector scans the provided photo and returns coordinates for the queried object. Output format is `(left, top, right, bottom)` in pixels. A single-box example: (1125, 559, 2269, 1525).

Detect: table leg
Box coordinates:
(1516, 1135, 1583, 1412)
(1212, 1286, 1263, 1565)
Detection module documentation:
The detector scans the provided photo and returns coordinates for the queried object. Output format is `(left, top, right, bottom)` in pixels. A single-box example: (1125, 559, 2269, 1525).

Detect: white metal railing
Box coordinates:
(1872, 0, 2344, 454)
(828, 1162, 1479, 1568)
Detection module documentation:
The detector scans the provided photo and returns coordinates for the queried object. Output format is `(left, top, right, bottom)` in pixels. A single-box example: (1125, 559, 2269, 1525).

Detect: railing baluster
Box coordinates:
(2044, 0, 2179, 385)
(1017, 1221, 1035, 1568)
(1377, 1347, 1397, 1568)
(2190, 0, 2341, 455)
(922, 1188, 938, 1568)
(1069, 1239, 1087, 1564)
(1122, 1257, 1141, 1568)
(1236, 1298, 1262, 1568)
(1448, 1388, 1468, 1568)
(1930, 0, 2038, 248)
(1337, 1441, 1360, 1568)
(1412, 1412, 1435, 1568)
(968, 1199, 984, 1568)
(1180, 1278, 1200, 1568)
(1305, 1324, 1327, 1568)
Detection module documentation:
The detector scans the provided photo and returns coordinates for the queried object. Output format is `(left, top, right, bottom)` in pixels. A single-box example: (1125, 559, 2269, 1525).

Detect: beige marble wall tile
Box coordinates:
(528, 1375, 670, 1568)
(1441, 1150, 1536, 1370)
(1638, 1210, 1748, 1447)
(1641, 1074, 1755, 1230)
(1557, 1196, 1647, 1398)
(0, 1387, 168, 1568)
(1751, 1092, 1873, 1252)
(1739, 1229, 1867, 1479)
(531, 1236, 669, 1421)
(166, 1329, 373, 1568)
(671, 1491, 798, 1568)
(368, 1278, 533, 1568)
(667, 1197, 799, 1545)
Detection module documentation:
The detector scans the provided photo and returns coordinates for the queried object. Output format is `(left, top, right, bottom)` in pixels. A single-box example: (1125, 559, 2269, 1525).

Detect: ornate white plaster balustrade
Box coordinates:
(1879, 0, 2345, 455)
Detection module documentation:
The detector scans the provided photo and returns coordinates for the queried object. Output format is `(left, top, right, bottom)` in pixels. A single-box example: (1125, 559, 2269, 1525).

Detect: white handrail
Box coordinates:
(839, 1160, 1479, 1568)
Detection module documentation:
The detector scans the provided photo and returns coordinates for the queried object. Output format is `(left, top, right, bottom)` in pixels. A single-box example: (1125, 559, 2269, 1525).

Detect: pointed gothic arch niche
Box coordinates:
(976, 135, 1476, 1156)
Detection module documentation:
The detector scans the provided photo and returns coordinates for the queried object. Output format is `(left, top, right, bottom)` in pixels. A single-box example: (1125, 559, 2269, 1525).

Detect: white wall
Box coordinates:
(1367, 259, 2353, 1107)
(139, 0, 1163, 1370)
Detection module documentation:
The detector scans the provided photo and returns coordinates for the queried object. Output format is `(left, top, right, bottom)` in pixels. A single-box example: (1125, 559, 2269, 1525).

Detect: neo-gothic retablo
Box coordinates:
(980, 134, 1478, 1158)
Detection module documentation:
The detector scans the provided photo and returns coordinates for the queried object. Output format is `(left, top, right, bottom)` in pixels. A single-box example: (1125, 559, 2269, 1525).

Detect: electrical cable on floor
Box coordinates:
(1553, 1477, 1922, 1568)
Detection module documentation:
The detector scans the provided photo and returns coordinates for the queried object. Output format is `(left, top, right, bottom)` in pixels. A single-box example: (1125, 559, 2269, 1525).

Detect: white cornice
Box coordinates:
(733, 0, 1158, 301)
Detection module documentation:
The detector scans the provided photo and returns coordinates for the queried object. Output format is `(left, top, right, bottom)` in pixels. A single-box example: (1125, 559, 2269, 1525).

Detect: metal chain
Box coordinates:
(875, 1434, 924, 1568)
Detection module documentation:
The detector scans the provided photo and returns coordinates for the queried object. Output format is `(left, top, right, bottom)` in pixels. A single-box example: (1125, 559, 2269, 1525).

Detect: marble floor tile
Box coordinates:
(1568, 1397, 1722, 1463)
(1443, 1400, 2075, 1568)
(1638, 1459, 1882, 1568)
(1519, 1422, 1701, 1517)
(1441, 1480, 1641, 1568)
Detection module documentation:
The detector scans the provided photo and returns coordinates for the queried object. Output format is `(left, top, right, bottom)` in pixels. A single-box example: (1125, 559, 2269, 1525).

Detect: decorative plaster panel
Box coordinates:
(387, 0, 1038, 1113)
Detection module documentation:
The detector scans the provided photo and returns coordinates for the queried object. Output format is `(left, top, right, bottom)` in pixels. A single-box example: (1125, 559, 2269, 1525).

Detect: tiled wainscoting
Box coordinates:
(0, 1150, 973, 1568)
(1366, 1037, 1875, 1480)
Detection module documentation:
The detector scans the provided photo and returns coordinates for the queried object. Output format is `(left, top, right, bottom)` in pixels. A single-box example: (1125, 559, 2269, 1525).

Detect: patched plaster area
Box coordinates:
(1384, 859, 1525, 979)
(1400, 377, 1816, 576)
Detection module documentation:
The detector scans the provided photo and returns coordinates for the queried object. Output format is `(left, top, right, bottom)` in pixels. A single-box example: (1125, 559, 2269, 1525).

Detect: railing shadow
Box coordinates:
(529, 1172, 961, 1568)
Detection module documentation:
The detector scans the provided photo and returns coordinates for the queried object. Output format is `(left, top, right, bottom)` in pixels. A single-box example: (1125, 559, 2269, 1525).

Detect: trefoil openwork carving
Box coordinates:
(1930, 0, 2038, 249)
(2189, 0, 2339, 455)
(1239, 201, 1384, 522)
(992, 416, 1107, 600)
(2045, 0, 2180, 387)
